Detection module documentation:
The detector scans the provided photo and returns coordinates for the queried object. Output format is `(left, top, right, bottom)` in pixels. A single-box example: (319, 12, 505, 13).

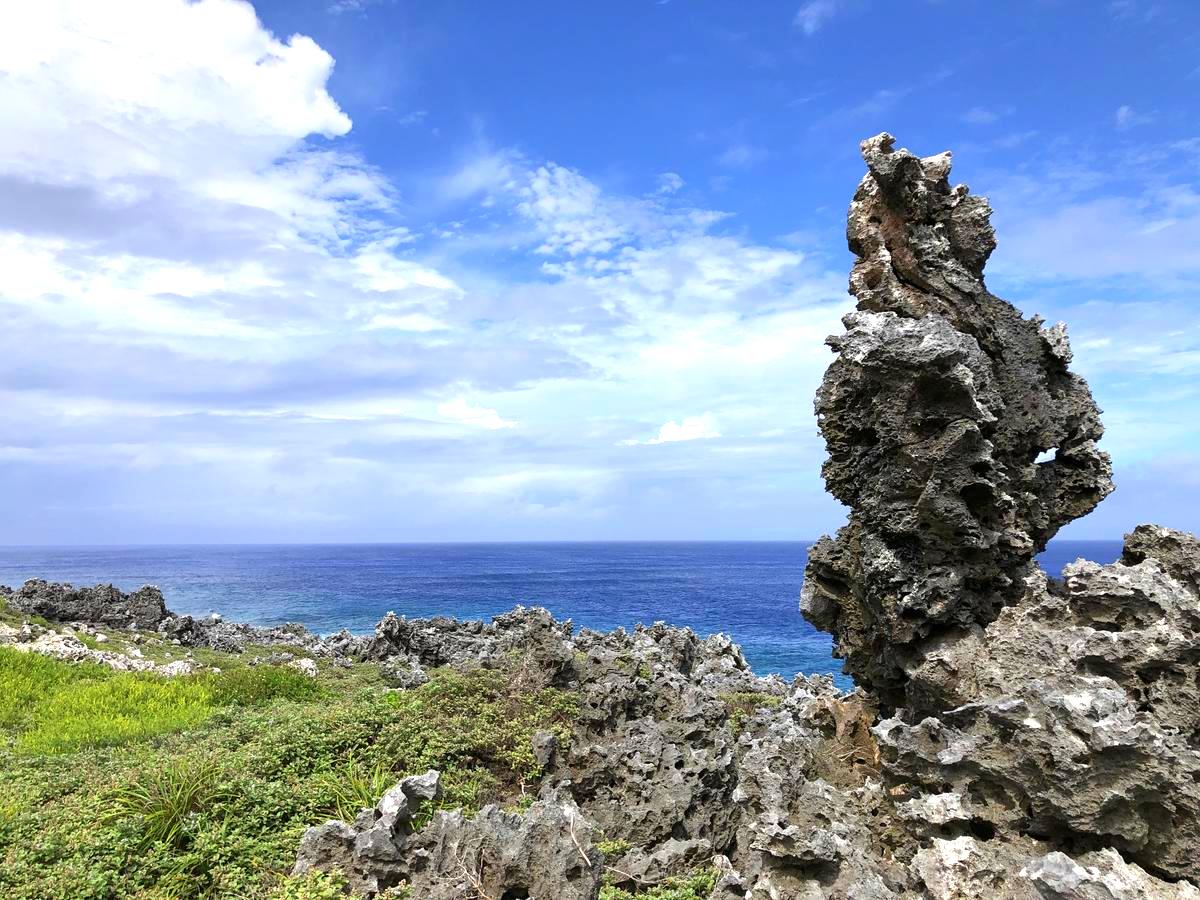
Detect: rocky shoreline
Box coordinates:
(4, 134, 1199, 899)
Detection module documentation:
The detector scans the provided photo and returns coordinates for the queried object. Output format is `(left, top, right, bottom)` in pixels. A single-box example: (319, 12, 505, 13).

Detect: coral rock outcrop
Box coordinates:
(7, 579, 170, 630)
(803, 133, 1200, 890)
(801, 132, 1113, 705)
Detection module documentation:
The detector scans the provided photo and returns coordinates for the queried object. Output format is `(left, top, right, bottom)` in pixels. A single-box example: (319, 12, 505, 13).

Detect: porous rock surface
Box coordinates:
(5, 579, 170, 630)
(800, 133, 1113, 705)
(799, 134, 1200, 891)
(295, 770, 603, 900)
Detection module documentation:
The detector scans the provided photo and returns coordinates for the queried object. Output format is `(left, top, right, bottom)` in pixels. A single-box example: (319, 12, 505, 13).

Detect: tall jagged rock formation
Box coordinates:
(801, 133, 1114, 706)
(803, 134, 1200, 886)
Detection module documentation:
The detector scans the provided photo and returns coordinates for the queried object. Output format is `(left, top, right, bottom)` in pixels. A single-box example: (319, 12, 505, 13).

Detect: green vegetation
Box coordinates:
(0, 647, 114, 730)
(0, 645, 579, 898)
(596, 837, 632, 858)
(720, 690, 782, 735)
(599, 868, 717, 900)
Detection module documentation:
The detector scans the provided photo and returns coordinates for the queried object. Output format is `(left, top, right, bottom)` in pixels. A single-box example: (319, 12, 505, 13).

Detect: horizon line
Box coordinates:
(0, 537, 1125, 550)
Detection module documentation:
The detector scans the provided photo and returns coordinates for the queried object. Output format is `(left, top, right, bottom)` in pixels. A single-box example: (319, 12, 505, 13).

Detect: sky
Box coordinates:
(1, 0, 1198, 544)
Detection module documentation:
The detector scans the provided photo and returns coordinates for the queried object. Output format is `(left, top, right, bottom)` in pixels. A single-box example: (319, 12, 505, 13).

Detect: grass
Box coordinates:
(0, 648, 322, 755)
(719, 690, 782, 736)
(599, 868, 716, 900)
(18, 675, 216, 754)
(0, 647, 114, 730)
(0, 646, 580, 898)
(309, 755, 396, 822)
(106, 757, 232, 848)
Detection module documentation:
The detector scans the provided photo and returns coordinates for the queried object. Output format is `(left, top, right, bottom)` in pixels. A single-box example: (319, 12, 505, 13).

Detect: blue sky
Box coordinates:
(1, 0, 1197, 543)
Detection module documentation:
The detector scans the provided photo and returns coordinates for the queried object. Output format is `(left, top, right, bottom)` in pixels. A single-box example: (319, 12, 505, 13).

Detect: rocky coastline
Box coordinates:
(3, 134, 1198, 899)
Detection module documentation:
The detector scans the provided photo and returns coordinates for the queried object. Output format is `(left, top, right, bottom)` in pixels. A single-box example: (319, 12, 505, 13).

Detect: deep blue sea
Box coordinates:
(0, 541, 1121, 688)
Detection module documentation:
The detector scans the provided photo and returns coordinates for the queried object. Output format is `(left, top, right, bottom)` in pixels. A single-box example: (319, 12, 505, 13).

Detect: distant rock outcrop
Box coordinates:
(6, 579, 170, 630)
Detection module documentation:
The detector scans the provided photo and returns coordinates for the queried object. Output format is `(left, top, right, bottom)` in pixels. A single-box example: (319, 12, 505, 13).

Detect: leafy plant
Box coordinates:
(719, 690, 782, 736)
(105, 756, 232, 848)
(268, 870, 352, 899)
(311, 755, 396, 822)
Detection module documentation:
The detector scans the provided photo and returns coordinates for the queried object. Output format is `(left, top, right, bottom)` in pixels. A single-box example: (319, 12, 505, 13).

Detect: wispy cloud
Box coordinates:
(0, 0, 852, 541)
(963, 105, 1012, 125)
(656, 172, 685, 195)
(794, 0, 842, 35)
(437, 397, 518, 430)
(717, 143, 769, 169)
(1115, 104, 1153, 130)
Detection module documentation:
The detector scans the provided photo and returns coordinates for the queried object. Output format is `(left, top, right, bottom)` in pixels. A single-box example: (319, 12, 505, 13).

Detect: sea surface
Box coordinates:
(0, 541, 1122, 688)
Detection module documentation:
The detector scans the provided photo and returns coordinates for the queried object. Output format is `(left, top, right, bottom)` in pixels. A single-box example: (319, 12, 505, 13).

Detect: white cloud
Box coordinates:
(1115, 104, 1152, 130)
(437, 397, 518, 430)
(794, 1, 841, 35)
(0, 0, 857, 541)
(963, 106, 1011, 125)
(623, 413, 722, 446)
(717, 143, 768, 169)
(657, 172, 685, 195)
(0, 0, 350, 187)
(518, 163, 630, 256)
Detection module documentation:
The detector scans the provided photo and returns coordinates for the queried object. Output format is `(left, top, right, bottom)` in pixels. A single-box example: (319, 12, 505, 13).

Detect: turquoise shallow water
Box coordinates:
(0, 540, 1122, 689)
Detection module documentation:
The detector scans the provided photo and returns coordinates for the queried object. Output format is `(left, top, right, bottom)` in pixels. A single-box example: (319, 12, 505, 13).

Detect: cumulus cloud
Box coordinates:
(622, 414, 722, 446)
(0, 0, 854, 541)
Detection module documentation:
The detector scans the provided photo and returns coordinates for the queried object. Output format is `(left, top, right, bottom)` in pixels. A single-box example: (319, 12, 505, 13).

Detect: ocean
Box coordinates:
(0, 540, 1122, 688)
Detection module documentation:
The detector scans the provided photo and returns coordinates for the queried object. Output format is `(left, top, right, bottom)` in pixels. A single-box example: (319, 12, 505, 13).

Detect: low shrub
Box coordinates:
(600, 868, 717, 900)
(209, 665, 321, 706)
(0, 653, 581, 897)
(378, 665, 578, 812)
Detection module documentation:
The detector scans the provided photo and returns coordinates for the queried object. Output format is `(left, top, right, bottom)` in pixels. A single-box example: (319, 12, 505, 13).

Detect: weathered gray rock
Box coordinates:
(800, 134, 1200, 889)
(723, 679, 906, 899)
(911, 836, 1200, 899)
(363, 605, 579, 682)
(6, 579, 170, 629)
(801, 132, 1113, 705)
(159, 613, 329, 655)
(295, 770, 601, 899)
(877, 532, 1200, 881)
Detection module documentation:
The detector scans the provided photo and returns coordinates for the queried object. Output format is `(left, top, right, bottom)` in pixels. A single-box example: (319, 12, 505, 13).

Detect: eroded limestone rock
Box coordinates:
(295, 770, 602, 899)
(801, 133, 1113, 704)
(802, 134, 1200, 888)
(877, 530, 1200, 881)
(7, 579, 170, 630)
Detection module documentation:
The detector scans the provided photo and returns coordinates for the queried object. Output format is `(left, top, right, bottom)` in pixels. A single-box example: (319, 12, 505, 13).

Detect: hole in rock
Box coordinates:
(502, 889, 530, 900)
(960, 482, 993, 517)
(1034, 447, 1057, 464)
(968, 820, 997, 841)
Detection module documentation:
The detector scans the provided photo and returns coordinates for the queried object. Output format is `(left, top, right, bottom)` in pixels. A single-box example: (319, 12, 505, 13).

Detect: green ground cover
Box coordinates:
(0, 644, 579, 899)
